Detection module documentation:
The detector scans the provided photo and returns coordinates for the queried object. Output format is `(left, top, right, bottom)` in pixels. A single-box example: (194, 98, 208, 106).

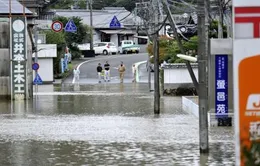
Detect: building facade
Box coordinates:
(38, 7, 148, 50)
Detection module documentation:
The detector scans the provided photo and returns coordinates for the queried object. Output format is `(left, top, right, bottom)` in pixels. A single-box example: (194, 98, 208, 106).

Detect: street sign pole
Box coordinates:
(34, 23, 38, 95)
(89, 0, 94, 50)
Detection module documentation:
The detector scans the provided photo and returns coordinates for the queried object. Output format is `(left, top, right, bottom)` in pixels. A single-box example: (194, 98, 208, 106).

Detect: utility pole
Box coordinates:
(89, 0, 94, 50)
(218, 0, 224, 38)
(152, 0, 160, 114)
(86, 0, 89, 10)
(162, 0, 209, 153)
(197, 0, 209, 153)
(153, 34, 160, 114)
(34, 22, 38, 94)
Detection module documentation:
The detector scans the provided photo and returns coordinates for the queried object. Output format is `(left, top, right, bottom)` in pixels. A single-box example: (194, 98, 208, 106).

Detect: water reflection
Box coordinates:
(0, 140, 234, 166)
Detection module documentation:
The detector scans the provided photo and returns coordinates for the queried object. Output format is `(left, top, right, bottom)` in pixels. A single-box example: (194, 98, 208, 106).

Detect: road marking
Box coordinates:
(72, 54, 147, 84)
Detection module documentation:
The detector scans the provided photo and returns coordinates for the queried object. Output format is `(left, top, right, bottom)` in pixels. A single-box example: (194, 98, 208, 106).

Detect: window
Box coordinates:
(124, 41, 132, 45)
(98, 43, 106, 47)
(108, 43, 115, 46)
(101, 32, 111, 42)
(138, 38, 147, 45)
(137, 33, 148, 45)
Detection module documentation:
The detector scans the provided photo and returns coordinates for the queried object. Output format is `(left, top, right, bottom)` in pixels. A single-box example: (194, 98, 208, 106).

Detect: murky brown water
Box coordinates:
(0, 84, 235, 165)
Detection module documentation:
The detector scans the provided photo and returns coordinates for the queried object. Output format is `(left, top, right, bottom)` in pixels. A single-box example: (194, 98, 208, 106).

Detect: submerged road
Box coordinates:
(0, 83, 235, 165)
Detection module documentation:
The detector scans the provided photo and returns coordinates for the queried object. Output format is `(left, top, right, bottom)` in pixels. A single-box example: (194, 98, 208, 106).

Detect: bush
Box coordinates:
(147, 35, 198, 64)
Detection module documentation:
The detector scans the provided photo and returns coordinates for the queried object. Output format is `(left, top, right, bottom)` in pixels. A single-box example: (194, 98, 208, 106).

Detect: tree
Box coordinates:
(45, 16, 90, 74)
(45, 30, 66, 74)
(209, 20, 227, 38)
(147, 35, 198, 64)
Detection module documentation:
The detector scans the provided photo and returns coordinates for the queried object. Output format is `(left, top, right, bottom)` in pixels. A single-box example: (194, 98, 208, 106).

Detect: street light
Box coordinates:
(177, 54, 197, 62)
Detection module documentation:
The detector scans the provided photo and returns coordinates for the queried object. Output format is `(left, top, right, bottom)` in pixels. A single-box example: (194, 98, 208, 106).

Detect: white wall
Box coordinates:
(110, 34, 119, 47)
(164, 68, 198, 84)
(93, 30, 101, 43)
(33, 44, 57, 58)
(33, 59, 54, 83)
(182, 96, 199, 117)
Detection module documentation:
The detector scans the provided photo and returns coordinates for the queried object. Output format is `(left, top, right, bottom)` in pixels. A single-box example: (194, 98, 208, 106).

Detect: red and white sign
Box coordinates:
(235, 7, 260, 38)
(51, 21, 63, 32)
(234, 1, 260, 166)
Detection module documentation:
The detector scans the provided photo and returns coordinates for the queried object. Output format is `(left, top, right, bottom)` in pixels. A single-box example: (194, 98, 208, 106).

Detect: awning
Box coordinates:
(100, 29, 136, 35)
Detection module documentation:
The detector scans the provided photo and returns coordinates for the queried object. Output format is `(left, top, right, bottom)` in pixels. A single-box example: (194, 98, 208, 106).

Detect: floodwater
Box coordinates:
(0, 84, 234, 166)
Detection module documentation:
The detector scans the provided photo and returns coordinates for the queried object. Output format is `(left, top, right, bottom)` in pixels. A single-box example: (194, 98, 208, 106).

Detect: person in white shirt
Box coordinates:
(73, 67, 80, 83)
(132, 64, 136, 83)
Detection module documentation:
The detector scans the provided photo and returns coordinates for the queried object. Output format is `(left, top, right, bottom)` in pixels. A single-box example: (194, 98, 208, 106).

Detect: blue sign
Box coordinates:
(64, 19, 77, 32)
(34, 73, 43, 85)
(109, 16, 121, 28)
(215, 55, 228, 117)
(32, 63, 39, 71)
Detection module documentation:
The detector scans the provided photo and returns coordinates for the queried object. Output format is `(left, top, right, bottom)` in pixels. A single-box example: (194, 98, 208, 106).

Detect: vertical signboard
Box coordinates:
(215, 55, 228, 117)
(233, 0, 260, 165)
(11, 17, 27, 99)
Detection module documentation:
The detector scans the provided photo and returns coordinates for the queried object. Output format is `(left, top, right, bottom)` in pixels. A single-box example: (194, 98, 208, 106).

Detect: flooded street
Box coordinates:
(0, 84, 234, 165)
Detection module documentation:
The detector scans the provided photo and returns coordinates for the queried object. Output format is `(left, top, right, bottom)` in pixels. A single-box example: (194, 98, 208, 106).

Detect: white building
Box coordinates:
(32, 44, 57, 83)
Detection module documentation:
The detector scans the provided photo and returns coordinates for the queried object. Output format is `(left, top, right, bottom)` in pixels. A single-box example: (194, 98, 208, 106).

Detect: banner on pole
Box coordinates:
(11, 17, 27, 99)
(215, 55, 228, 118)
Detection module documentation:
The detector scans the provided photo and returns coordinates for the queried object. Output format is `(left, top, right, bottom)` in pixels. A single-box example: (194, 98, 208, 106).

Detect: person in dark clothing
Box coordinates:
(104, 61, 110, 82)
(97, 63, 103, 83)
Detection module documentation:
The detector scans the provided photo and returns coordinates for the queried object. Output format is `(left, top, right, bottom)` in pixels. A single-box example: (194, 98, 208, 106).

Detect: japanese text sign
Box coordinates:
(215, 55, 228, 117)
(11, 17, 27, 99)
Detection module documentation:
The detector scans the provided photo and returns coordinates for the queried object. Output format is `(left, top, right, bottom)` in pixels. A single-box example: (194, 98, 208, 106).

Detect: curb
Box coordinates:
(134, 61, 147, 82)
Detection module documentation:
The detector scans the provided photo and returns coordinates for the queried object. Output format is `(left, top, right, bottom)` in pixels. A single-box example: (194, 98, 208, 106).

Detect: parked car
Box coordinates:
(119, 40, 140, 54)
(93, 42, 118, 55)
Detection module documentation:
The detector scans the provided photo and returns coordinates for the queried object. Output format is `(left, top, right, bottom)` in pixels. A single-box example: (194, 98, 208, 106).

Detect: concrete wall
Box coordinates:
(182, 96, 199, 117)
(163, 64, 198, 89)
(93, 30, 101, 43)
(0, 49, 11, 98)
(0, 22, 9, 48)
(111, 34, 119, 48)
(0, 22, 11, 98)
(32, 44, 57, 83)
(164, 68, 198, 84)
(33, 59, 54, 83)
